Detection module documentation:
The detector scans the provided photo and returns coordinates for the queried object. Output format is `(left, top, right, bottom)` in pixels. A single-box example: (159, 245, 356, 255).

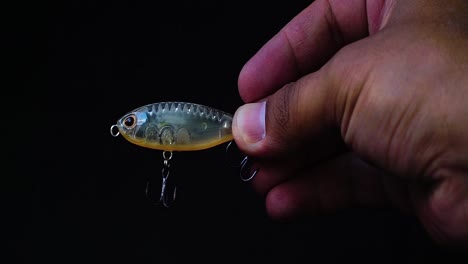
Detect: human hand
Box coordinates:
(232, 0, 468, 246)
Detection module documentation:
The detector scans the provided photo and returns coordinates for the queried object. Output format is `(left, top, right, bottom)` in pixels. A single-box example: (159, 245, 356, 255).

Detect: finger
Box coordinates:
(410, 174, 468, 245)
(249, 139, 347, 196)
(238, 0, 371, 103)
(248, 159, 299, 196)
(233, 69, 337, 159)
(263, 153, 392, 220)
(233, 31, 374, 160)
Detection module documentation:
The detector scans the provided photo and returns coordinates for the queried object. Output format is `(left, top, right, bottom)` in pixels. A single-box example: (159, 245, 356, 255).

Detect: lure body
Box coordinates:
(114, 102, 233, 151)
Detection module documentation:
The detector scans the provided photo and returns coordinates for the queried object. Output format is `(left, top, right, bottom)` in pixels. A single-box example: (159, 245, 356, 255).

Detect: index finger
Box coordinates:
(238, 0, 382, 103)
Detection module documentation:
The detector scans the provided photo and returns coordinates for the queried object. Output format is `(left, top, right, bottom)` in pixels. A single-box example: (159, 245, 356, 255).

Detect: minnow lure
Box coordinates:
(110, 102, 257, 207)
(110, 102, 233, 151)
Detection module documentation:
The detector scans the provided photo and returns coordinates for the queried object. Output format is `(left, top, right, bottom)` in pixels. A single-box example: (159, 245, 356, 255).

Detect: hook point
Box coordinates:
(226, 141, 258, 181)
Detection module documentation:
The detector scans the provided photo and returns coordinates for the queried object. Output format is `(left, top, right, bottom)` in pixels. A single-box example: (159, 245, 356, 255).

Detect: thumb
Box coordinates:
(232, 63, 347, 159)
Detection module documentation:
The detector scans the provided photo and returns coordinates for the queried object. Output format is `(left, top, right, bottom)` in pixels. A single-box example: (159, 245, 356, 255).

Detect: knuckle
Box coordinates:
(267, 82, 299, 141)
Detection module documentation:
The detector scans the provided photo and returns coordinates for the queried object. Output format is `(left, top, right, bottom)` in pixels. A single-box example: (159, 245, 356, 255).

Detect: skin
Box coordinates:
(232, 0, 468, 246)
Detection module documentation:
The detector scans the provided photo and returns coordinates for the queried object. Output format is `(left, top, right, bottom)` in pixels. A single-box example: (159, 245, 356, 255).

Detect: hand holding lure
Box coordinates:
(110, 102, 257, 207)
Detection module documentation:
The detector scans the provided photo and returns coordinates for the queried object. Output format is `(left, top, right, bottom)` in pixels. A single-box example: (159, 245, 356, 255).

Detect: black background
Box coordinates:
(7, 0, 468, 262)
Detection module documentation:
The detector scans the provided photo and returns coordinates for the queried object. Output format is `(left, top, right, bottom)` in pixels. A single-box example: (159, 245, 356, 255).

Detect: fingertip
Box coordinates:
(237, 59, 260, 103)
(265, 184, 305, 220)
(232, 101, 267, 155)
(237, 33, 299, 103)
(235, 102, 266, 144)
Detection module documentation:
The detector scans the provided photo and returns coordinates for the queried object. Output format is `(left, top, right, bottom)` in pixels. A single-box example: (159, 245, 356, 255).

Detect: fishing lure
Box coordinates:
(110, 102, 257, 207)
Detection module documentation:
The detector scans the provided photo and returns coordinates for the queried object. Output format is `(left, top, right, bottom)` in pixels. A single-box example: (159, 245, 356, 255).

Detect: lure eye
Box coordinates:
(122, 114, 137, 129)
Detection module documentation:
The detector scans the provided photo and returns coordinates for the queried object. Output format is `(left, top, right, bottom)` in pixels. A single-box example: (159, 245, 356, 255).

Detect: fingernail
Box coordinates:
(235, 101, 266, 144)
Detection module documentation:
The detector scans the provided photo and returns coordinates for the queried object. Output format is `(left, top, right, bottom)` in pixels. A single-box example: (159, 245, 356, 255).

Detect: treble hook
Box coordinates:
(226, 141, 258, 181)
(145, 151, 177, 207)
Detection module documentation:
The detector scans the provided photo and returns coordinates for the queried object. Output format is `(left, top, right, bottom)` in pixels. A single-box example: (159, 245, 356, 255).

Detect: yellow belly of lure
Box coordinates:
(111, 102, 233, 151)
